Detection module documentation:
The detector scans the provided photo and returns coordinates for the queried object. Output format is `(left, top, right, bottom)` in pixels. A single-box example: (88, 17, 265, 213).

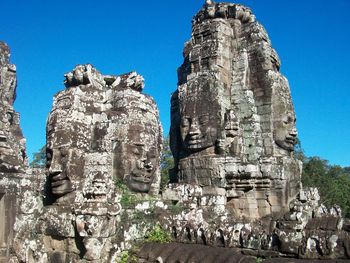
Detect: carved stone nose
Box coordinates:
(144, 162, 153, 170)
(189, 122, 200, 135)
(189, 129, 199, 135)
(49, 159, 62, 174)
(290, 128, 297, 137)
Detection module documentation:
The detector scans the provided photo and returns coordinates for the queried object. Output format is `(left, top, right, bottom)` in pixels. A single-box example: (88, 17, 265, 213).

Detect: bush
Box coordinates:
(302, 157, 350, 217)
(145, 223, 172, 243)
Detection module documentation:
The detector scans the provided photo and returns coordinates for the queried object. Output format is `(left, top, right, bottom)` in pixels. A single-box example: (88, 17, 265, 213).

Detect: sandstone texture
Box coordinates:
(0, 42, 27, 173)
(46, 65, 162, 205)
(0, 1, 349, 263)
(0, 41, 30, 262)
(13, 65, 163, 262)
(171, 0, 300, 219)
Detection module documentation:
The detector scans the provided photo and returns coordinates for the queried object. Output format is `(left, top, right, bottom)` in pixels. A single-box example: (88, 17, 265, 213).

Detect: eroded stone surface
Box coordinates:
(34, 65, 161, 261)
(2, 2, 350, 262)
(0, 41, 32, 261)
(46, 65, 162, 205)
(0, 42, 27, 173)
(170, 0, 301, 219)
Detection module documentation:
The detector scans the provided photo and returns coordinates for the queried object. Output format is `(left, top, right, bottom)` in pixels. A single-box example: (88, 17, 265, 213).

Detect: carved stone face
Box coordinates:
(46, 124, 86, 202)
(46, 145, 73, 197)
(180, 93, 220, 152)
(46, 97, 88, 202)
(273, 111, 297, 151)
(113, 124, 159, 193)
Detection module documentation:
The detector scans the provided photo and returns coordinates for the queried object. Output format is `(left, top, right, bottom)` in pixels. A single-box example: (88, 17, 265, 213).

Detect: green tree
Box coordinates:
(302, 156, 350, 218)
(294, 138, 307, 163)
(30, 145, 46, 168)
(343, 166, 350, 176)
(160, 136, 174, 191)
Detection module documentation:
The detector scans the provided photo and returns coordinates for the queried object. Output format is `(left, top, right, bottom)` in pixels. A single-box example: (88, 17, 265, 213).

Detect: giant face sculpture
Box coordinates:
(46, 91, 88, 203)
(272, 84, 298, 152)
(113, 126, 160, 193)
(112, 94, 161, 194)
(273, 111, 297, 151)
(179, 82, 221, 153)
(114, 132, 158, 193)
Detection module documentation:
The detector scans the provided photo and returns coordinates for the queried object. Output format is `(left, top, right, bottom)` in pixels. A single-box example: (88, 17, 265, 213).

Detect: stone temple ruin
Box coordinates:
(0, 1, 349, 263)
(46, 65, 162, 205)
(0, 42, 28, 261)
(171, 0, 301, 218)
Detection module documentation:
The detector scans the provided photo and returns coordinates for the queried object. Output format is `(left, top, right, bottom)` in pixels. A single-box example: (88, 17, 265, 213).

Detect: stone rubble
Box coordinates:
(0, 1, 349, 263)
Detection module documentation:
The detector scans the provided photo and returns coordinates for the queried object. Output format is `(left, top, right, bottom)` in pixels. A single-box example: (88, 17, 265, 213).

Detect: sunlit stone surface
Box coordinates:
(170, 0, 301, 218)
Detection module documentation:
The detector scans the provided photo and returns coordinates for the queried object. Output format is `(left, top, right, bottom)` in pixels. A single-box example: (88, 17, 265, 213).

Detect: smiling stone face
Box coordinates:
(111, 92, 162, 194)
(47, 67, 162, 202)
(180, 110, 220, 153)
(114, 141, 159, 193)
(45, 67, 99, 204)
(179, 79, 221, 154)
(272, 78, 298, 153)
(46, 110, 88, 203)
(0, 42, 27, 173)
(273, 111, 297, 151)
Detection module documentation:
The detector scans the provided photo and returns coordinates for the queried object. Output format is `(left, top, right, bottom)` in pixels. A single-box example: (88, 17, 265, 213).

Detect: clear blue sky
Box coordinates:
(1, 0, 349, 167)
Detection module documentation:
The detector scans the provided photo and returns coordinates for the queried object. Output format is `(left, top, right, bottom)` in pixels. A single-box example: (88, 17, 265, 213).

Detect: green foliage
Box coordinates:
(301, 153, 350, 218)
(294, 138, 306, 163)
(117, 251, 137, 263)
(115, 178, 128, 190)
(115, 179, 139, 208)
(30, 145, 46, 168)
(118, 251, 129, 263)
(169, 201, 184, 214)
(120, 192, 139, 208)
(115, 179, 157, 213)
(145, 223, 172, 243)
(160, 136, 174, 190)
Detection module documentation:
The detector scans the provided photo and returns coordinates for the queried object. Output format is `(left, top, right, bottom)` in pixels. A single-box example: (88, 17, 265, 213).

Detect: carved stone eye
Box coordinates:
(59, 148, 69, 161)
(147, 148, 157, 159)
(199, 115, 209, 125)
(181, 118, 190, 127)
(6, 112, 13, 124)
(46, 149, 53, 168)
(129, 145, 142, 156)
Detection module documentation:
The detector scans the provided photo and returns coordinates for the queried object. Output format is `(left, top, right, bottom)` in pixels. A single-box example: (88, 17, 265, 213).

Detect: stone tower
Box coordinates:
(41, 65, 163, 261)
(0, 42, 28, 260)
(170, 1, 301, 218)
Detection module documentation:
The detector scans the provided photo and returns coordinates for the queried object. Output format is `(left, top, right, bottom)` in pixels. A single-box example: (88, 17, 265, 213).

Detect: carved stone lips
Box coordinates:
(286, 136, 296, 145)
(187, 135, 203, 146)
(130, 175, 151, 183)
(188, 139, 201, 145)
(51, 172, 66, 182)
(51, 172, 72, 194)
